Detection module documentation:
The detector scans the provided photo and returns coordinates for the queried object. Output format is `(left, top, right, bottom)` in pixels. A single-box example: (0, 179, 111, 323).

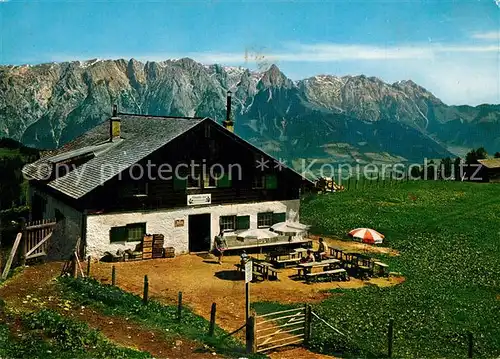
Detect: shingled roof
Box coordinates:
(23, 114, 207, 199)
(478, 158, 500, 169)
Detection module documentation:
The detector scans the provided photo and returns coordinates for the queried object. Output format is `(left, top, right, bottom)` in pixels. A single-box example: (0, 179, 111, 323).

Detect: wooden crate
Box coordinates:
(152, 248, 164, 259)
(164, 247, 175, 258)
(142, 253, 152, 260)
(143, 247, 152, 254)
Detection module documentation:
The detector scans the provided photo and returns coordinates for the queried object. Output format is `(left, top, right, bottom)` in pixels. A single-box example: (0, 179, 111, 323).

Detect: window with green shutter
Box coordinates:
(236, 215, 250, 230)
(110, 226, 128, 243)
(173, 176, 187, 191)
(272, 212, 286, 224)
(265, 174, 277, 189)
(110, 223, 146, 243)
(220, 215, 236, 231)
(127, 223, 146, 242)
(217, 173, 232, 188)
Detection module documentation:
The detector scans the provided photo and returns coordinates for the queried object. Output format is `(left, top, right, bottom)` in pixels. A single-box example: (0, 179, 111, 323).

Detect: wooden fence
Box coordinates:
(22, 219, 56, 262)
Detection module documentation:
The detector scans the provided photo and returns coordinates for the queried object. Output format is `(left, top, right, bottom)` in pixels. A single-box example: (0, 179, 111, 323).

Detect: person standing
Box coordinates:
(213, 226, 227, 264)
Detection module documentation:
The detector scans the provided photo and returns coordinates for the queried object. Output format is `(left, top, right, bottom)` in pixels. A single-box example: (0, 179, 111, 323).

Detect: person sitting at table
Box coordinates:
(317, 238, 329, 261)
(240, 250, 249, 265)
(300, 249, 315, 263)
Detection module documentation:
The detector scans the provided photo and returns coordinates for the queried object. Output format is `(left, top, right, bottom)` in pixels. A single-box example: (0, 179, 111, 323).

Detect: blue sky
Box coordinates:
(1, 0, 499, 105)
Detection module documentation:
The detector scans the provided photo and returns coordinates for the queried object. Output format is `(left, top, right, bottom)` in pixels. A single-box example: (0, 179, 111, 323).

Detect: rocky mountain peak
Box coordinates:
(257, 64, 294, 90)
(0, 57, 498, 163)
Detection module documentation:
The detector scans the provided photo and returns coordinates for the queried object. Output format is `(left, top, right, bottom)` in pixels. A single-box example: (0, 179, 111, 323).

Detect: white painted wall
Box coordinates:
(85, 199, 301, 258)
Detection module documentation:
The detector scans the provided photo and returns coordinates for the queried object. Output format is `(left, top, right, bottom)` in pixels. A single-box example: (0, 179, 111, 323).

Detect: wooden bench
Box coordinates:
(273, 258, 301, 267)
(356, 265, 372, 279)
(254, 262, 281, 281)
(252, 271, 265, 281)
(236, 262, 279, 281)
(305, 268, 349, 283)
(373, 261, 389, 277)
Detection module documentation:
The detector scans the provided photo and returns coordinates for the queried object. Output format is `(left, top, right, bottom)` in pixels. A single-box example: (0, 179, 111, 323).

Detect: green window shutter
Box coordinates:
(236, 215, 250, 230)
(272, 212, 286, 224)
(110, 226, 127, 243)
(173, 177, 187, 191)
(265, 174, 277, 189)
(217, 173, 232, 188)
(127, 223, 146, 242)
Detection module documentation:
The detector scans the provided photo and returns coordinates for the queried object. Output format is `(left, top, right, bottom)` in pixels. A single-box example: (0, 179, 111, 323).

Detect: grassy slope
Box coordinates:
(300, 181, 500, 358)
(59, 276, 264, 359)
(0, 309, 150, 359)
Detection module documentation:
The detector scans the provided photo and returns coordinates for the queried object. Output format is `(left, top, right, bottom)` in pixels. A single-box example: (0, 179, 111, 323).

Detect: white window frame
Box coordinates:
(257, 212, 273, 228)
(220, 215, 237, 232)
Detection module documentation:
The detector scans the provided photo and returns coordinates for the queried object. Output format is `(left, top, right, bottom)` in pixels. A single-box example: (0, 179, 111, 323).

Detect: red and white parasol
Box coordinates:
(348, 228, 384, 244)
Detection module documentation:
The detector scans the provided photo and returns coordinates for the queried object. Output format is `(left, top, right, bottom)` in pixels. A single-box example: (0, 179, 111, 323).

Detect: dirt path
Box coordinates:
(65, 307, 225, 358)
(0, 263, 224, 359)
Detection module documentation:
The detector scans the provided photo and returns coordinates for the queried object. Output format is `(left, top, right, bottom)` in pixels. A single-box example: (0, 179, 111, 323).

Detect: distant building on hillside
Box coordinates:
(477, 159, 500, 182)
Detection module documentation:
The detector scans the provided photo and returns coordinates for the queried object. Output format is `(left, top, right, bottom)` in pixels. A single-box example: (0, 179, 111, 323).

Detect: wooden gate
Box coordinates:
(251, 305, 311, 353)
(22, 219, 56, 262)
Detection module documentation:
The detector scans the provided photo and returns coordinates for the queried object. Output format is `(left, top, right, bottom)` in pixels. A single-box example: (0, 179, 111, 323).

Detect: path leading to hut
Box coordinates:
(0, 263, 225, 359)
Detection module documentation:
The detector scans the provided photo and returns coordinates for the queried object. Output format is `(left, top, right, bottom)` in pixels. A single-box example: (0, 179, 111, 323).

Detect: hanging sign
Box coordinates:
(245, 260, 253, 283)
(187, 193, 211, 206)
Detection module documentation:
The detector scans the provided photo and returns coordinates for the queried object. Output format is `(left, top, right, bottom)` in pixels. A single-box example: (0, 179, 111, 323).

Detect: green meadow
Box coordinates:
(299, 181, 500, 358)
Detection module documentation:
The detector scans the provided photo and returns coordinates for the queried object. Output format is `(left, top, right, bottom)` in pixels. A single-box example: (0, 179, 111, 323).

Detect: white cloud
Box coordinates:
(471, 31, 500, 40)
(180, 42, 498, 65)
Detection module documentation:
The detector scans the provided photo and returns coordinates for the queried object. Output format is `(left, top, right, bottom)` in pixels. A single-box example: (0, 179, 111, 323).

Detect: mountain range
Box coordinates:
(1, 58, 499, 169)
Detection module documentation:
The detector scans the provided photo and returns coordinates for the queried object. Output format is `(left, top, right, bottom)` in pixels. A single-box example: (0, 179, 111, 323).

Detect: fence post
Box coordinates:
(304, 304, 312, 346)
(86, 256, 91, 277)
(388, 318, 394, 358)
(347, 178, 351, 191)
(71, 254, 78, 278)
(209, 302, 216, 337)
(246, 314, 256, 354)
(142, 275, 149, 304)
(19, 218, 27, 266)
(468, 332, 473, 358)
(177, 291, 183, 322)
(111, 265, 116, 286)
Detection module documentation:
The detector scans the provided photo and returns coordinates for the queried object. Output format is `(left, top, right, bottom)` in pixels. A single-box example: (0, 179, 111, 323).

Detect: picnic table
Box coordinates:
(373, 261, 389, 277)
(256, 261, 280, 280)
(329, 246, 344, 260)
(293, 248, 309, 258)
(235, 259, 280, 281)
(266, 252, 302, 267)
(296, 258, 347, 283)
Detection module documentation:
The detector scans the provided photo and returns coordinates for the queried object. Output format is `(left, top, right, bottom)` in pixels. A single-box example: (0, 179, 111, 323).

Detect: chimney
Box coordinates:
(110, 104, 121, 141)
(222, 90, 234, 133)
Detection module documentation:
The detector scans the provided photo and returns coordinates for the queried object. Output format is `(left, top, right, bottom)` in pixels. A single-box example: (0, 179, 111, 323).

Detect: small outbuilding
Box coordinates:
(477, 159, 500, 183)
